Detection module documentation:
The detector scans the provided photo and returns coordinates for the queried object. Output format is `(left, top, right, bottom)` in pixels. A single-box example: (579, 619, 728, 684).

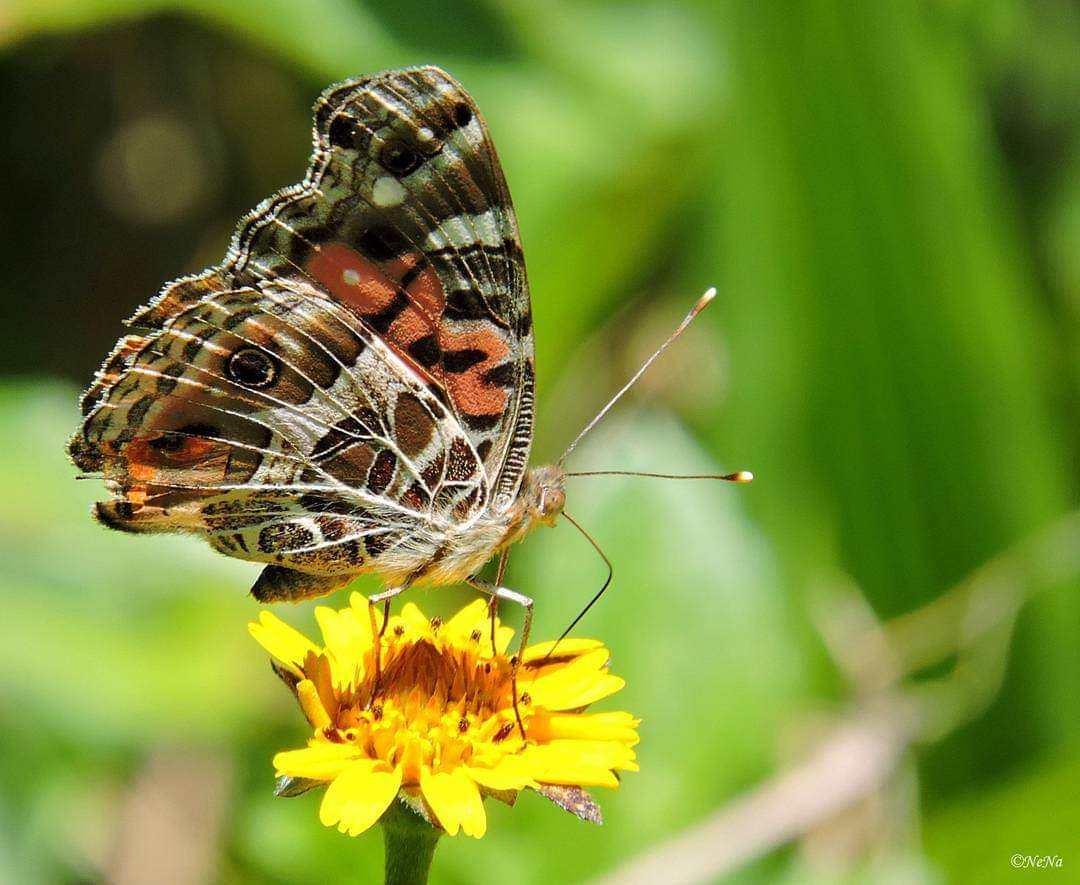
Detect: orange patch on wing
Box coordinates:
(443, 328, 509, 417)
(385, 254, 445, 317)
(89, 336, 148, 400)
(123, 439, 161, 482)
(128, 462, 157, 482)
(308, 243, 450, 385)
(306, 241, 507, 418)
(116, 335, 147, 361)
(121, 435, 232, 493)
(126, 435, 219, 467)
(307, 244, 399, 315)
(388, 310, 434, 351)
(383, 258, 447, 381)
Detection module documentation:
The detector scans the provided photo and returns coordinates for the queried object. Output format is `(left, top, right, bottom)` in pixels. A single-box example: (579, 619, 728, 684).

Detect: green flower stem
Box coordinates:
(381, 800, 442, 885)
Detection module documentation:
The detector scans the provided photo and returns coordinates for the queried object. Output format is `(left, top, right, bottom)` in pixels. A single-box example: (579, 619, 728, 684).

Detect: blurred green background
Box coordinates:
(2, 1, 1078, 882)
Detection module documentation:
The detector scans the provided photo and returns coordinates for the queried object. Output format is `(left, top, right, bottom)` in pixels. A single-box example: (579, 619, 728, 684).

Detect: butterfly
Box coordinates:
(69, 66, 747, 640)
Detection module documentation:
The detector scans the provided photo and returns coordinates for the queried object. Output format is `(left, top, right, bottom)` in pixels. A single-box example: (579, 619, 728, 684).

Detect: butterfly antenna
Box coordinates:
(558, 287, 717, 466)
(545, 509, 613, 659)
(566, 469, 754, 483)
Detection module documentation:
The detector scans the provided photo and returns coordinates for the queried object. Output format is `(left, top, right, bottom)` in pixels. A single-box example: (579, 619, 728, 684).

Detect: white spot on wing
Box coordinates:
(373, 176, 406, 208)
(342, 268, 361, 286)
(425, 209, 507, 251)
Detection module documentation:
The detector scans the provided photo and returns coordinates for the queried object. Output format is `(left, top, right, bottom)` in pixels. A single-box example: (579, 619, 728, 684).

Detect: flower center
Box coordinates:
(328, 638, 529, 784)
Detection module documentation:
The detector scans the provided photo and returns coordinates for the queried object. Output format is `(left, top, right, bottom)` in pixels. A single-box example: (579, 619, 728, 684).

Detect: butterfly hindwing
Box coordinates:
(74, 278, 487, 581)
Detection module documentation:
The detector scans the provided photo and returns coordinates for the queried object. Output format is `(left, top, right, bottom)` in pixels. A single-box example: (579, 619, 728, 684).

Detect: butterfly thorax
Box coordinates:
(409, 463, 564, 587)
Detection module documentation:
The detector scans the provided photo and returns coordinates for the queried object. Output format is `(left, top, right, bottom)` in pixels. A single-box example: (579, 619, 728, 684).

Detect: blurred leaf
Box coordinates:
(0, 380, 284, 745)
(0, 0, 402, 77)
(704, 0, 1079, 783)
(925, 752, 1080, 883)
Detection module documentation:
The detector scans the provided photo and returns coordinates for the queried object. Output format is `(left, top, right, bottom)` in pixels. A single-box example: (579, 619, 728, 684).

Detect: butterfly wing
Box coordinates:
(72, 278, 488, 596)
(71, 67, 531, 596)
(133, 66, 535, 508)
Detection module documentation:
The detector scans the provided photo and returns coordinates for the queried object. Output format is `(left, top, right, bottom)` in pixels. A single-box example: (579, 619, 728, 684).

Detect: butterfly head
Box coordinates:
(524, 464, 566, 528)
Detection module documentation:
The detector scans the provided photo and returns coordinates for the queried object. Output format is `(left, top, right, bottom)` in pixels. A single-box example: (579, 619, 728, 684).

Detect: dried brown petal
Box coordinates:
(482, 787, 520, 807)
(271, 660, 301, 695)
(534, 784, 602, 824)
(274, 775, 321, 798)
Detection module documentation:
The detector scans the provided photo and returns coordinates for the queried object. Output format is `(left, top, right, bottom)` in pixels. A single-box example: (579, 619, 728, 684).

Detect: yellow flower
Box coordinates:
(250, 592, 640, 839)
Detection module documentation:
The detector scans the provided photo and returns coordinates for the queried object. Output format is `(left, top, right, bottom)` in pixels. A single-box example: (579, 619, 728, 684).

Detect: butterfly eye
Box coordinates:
(227, 347, 279, 388)
(379, 139, 422, 176)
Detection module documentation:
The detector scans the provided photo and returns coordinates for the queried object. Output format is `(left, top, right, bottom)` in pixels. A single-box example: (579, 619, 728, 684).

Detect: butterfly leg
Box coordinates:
(488, 550, 511, 653)
(367, 584, 408, 703)
(466, 577, 534, 741)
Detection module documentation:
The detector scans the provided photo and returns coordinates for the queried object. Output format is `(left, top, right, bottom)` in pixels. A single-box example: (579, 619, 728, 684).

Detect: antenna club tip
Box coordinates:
(729, 470, 754, 484)
(693, 287, 718, 314)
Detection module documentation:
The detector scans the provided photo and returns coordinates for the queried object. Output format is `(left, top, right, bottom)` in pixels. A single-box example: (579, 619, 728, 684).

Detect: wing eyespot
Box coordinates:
(327, 114, 368, 151)
(226, 347, 280, 388)
(378, 139, 423, 176)
(452, 102, 472, 128)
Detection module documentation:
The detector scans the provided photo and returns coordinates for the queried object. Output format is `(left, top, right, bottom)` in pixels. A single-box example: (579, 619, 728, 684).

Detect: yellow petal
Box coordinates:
(315, 605, 371, 685)
(522, 638, 603, 663)
(524, 647, 610, 681)
(421, 768, 487, 837)
(399, 602, 433, 638)
(543, 711, 640, 744)
(444, 599, 491, 636)
(320, 760, 402, 837)
(443, 600, 517, 655)
(399, 736, 426, 787)
(381, 610, 424, 645)
(526, 649, 625, 710)
(465, 755, 536, 792)
(519, 740, 637, 788)
(565, 673, 626, 708)
(274, 742, 364, 780)
(349, 592, 386, 635)
(493, 624, 515, 655)
(543, 739, 638, 771)
(528, 760, 619, 788)
(248, 612, 321, 674)
(297, 679, 332, 730)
